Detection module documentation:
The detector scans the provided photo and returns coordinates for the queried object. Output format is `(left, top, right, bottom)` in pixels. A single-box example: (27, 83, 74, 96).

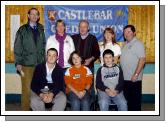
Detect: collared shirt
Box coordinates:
(29, 21, 37, 29)
(81, 33, 89, 40)
(46, 63, 56, 83)
(120, 37, 145, 81)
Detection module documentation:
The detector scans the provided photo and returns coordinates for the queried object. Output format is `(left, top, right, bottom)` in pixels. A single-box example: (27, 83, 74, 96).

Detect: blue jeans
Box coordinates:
(98, 90, 127, 111)
(68, 91, 90, 111)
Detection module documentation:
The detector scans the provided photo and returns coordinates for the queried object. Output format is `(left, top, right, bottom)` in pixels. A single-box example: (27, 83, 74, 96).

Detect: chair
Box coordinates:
(109, 100, 118, 111)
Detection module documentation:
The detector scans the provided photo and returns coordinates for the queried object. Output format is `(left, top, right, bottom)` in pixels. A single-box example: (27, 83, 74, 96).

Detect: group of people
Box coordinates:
(14, 8, 146, 111)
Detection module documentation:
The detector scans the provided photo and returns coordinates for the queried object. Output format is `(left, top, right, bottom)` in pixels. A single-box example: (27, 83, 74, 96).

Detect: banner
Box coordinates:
(44, 5, 128, 42)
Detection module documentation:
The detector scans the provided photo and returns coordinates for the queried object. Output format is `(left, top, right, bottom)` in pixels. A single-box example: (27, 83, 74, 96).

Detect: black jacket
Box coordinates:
(31, 63, 64, 96)
(72, 34, 100, 69)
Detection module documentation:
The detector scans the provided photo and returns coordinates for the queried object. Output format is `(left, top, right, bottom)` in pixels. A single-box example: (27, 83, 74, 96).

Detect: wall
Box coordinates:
(5, 63, 155, 103)
(5, 5, 155, 63)
(5, 5, 155, 103)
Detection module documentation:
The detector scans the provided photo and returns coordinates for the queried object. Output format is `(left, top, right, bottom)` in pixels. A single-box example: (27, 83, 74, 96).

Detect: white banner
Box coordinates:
(10, 15, 20, 50)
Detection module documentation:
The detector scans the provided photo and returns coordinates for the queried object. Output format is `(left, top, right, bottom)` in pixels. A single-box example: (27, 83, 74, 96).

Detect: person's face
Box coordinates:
(28, 9, 39, 23)
(79, 22, 89, 36)
(47, 50, 58, 64)
(72, 54, 82, 66)
(123, 27, 135, 42)
(56, 22, 65, 34)
(103, 54, 113, 66)
(104, 31, 114, 42)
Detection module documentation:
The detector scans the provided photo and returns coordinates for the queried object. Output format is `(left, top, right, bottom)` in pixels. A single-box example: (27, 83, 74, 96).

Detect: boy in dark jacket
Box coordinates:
(96, 49, 127, 111)
(30, 48, 66, 111)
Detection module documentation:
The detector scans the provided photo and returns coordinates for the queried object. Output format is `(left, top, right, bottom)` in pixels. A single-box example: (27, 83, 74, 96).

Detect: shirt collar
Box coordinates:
(46, 62, 56, 74)
(126, 37, 137, 44)
(80, 33, 89, 40)
(29, 21, 37, 28)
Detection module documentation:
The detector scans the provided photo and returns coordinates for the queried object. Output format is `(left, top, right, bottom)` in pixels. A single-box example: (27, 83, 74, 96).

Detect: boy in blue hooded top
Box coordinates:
(96, 49, 127, 111)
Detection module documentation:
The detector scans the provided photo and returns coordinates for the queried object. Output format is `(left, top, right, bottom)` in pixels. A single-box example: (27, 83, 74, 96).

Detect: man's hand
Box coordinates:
(16, 64, 22, 72)
(131, 74, 138, 82)
(84, 57, 94, 66)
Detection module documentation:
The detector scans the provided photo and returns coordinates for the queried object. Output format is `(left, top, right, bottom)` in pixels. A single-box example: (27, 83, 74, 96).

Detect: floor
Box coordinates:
(5, 103, 155, 111)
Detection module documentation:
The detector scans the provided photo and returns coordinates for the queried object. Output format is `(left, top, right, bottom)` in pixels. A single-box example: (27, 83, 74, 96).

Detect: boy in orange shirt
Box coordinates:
(64, 51, 93, 111)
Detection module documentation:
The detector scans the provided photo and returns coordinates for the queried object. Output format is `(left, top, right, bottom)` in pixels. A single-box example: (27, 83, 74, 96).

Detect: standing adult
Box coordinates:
(72, 20, 100, 70)
(72, 20, 100, 109)
(14, 8, 46, 111)
(120, 25, 146, 111)
(46, 19, 75, 70)
(99, 27, 121, 65)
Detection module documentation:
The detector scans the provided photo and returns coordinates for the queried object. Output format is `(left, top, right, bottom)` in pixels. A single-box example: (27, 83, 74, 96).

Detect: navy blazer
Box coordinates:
(31, 63, 64, 96)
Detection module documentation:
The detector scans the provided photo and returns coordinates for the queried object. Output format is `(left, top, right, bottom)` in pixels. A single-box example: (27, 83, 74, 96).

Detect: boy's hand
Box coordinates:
(40, 93, 49, 103)
(77, 91, 86, 99)
(39, 92, 53, 103)
(75, 91, 82, 99)
(105, 89, 118, 97)
(105, 88, 113, 97)
(46, 92, 54, 103)
(111, 90, 118, 97)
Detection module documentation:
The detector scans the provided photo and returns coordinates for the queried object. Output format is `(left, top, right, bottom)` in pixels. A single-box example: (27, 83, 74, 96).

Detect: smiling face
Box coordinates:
(123, 27, 136, 42)
(47, 50, 58, 64)
(72, 54, 82, 67)
(79, 21, 89, 36)
(104, 30, 114, 43)
(28, 9, 39, 23)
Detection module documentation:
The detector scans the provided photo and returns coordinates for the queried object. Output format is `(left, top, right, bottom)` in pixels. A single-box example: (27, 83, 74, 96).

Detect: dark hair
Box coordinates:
(123, 25, 136, 33)
(47, 48, 58, 56)
(103, 27, 117, 47)
(28, 8, 40, 23)
(68, 51, 84, 65)
(103, 49, 114, 58)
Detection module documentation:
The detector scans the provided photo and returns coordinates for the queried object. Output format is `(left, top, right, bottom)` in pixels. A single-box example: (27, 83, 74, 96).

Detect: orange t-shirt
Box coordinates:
(64, 65, 93, 94)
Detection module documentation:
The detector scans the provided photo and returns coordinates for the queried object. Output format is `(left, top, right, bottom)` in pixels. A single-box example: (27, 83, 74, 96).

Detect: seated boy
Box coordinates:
(30, 48, 67, 111)
(64, 51, 93, 111)
(96, 49, 127, 111)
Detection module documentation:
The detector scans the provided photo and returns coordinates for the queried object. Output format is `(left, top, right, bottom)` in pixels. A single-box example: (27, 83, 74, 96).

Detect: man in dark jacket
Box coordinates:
(30, 48, 66, 111)
(72, 20, 100, 69)
(14, 8, 46, 110)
